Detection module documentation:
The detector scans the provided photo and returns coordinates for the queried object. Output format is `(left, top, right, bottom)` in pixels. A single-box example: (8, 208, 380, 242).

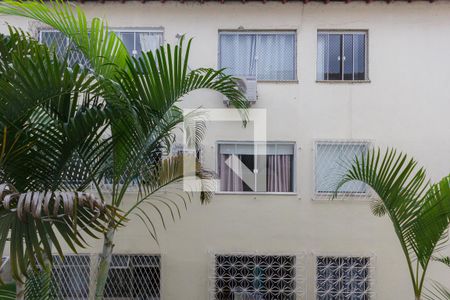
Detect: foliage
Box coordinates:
(335, 148, 450, 299)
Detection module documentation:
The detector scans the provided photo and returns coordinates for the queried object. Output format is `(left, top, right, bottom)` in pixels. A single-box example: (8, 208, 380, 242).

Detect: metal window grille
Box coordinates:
(38, 29, 163, 66)
(52, 254, 91, 299)
(317, 31, 368, 81)
(39, 30, 90, 67)
(44, 254, 160, 300)
(209, 252, 306, 300)
(314, 140, 371, 199)
(219, 31, 297, 81)
(104, 254, 161, 300)
(315, 256, 374, 299)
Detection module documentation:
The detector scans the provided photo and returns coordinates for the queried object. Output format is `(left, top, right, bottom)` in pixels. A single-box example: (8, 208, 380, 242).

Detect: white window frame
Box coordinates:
(313, 253, 376, 300)
(218, 30, 298, 82)
(209, 251, 306, 300)
(216, 141, 297, 195)
(316, 30, 369, 82)
(38, 28, 164, 59)
(313, 139, 372, 199)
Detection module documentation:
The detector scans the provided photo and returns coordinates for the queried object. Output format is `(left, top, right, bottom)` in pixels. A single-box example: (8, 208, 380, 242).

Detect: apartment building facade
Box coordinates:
(2, 0, 450, 299)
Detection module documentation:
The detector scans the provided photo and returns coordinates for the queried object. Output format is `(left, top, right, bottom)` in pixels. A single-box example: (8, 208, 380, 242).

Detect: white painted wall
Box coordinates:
(1, 1, 450, 299)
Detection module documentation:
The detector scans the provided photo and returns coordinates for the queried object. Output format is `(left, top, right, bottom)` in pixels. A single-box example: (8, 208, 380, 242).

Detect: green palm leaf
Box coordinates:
(335, 148, 450, 298)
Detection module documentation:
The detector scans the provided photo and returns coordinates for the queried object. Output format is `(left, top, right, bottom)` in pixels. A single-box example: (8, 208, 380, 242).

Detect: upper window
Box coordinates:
(316, 256, 373, 299)
(213, 254, 298, 299)
(38, 29, 163, 65)
(317, 31, 368, 81)
(219, 31, 296, 81)
(218, 142, 295, 193)
(315, 141, 369, 195)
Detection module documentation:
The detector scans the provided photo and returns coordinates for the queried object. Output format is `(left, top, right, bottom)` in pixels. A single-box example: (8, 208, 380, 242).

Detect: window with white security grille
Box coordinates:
(218, 142, 295, 193)
(104, 254, 161, 300)
(219, 31, 296, 81)
(210, 254, 305, 300)
(316, 256, 373, 299)
(315, 141, 369, 195)
(38, 29, 163, 65)
(46, 254, 160, 299)
(51, 254, 91, 299)
(317, 31, 368, 81)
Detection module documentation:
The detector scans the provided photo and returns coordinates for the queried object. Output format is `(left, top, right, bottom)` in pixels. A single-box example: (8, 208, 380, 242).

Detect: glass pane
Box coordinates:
(316, 143, 367, 193)
(343, 34, 354, 80)
(136, 32, 162, 57)
(256, 33, 296, 80)
(39, 31, 67, 58)
(118, 32, 136, 56)
(219, 33, 257, 77)
(327, 34, 342, 80)
(317, 33, 329, 80)
(354, 33, 366, 80)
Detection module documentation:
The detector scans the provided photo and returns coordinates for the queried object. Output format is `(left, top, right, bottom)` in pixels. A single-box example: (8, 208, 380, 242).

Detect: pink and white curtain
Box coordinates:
(267, 155, 292, 193)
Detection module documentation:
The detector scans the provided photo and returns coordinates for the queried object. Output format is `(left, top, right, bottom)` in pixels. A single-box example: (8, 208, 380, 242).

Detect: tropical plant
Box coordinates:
(0, 27, 121, 298)
(0, 0, 248, 298)
(335, 148, 450, 300)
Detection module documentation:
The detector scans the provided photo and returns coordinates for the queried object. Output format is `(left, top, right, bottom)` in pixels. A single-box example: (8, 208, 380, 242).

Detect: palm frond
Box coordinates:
(425, 281, 450, 300)
(0, 0, 129, 79)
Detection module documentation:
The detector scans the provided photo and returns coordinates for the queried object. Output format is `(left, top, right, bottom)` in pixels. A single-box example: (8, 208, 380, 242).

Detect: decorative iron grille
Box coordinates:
(314, 140, 372, 200)
(209, 252, 306, 300)
(315, 256, 374, 300)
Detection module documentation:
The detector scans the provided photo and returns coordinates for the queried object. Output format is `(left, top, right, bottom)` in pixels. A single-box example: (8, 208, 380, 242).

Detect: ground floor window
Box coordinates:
(212, 254, 298, 300)
(316, 256, 373, 299)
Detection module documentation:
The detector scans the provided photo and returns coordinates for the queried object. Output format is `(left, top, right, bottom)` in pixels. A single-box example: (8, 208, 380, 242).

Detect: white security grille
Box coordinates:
(39, 30, 90, 66)
(317, 31, 368, 81)
(314, 140, 371, 200)
(209, 252, 306, 300)
(52, 254, 91, 299)
(315, 256, 374, 299)
(45, 254, 160, 300)
(104, 254, 161, 300)
(219, 31, 297, 81)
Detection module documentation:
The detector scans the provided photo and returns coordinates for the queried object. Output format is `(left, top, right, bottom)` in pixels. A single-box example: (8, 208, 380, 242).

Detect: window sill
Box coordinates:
(312, 192, 373, 201)
(257, 80, 299, 84)
(215, 191, 298, 196)
(316, 80, 371, 84)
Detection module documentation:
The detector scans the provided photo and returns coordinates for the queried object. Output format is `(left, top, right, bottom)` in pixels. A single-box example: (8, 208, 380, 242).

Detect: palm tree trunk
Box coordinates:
(16, 276, 25, 300)
(93, 225, 115, 300)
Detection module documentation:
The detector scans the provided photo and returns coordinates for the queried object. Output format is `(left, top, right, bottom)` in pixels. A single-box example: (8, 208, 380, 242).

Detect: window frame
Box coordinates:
(313, 139, 372, 199)
(218, 29, 298, 82)
(38, 27, 164, 61)
(314, 254, 375, 300)
(316, 30, 369, 83)
(216, 141, 297, 195)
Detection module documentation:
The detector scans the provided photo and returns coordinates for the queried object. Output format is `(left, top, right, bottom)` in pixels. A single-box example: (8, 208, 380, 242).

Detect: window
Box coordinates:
(317, 31, 368, 81)
(104, 254, 161, 299)
(219, 31, 296, 81)
(213, 254, 297, 300)
(51, 254, 91, 299)
(316, 256, 373, 299)
(115, 30, 163, 58)
(315, 141, 369, 195)
(38, 29, 163, 65)
(218, 142, 295, 193)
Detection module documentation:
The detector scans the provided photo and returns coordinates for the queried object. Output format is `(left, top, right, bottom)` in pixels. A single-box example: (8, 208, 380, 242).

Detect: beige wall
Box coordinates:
(2, 1, 450, 299)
